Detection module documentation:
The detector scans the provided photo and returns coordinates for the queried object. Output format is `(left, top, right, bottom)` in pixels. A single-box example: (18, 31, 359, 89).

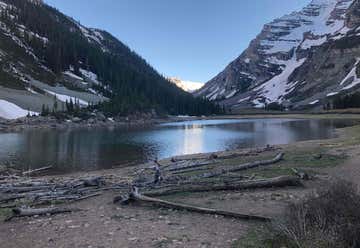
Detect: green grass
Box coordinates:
(280, 149, 347, 169)
(341, 125, 360, 146)
(166, 146, 347, 180)
(232, 226, 277, 248)
(0, 208, 12, 221)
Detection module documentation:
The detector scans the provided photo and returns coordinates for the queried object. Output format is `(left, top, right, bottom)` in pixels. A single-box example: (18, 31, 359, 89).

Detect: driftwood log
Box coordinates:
(169, 146, 277, 163)
(0, 176, 129, 208)
(197, 152, 284, 179)
(167, 161, 216, 172)
(5, 207, 81, 221)
(116, 188, 271, 222)
(22, 166, 53, 176)
(144, 176, 302, 197)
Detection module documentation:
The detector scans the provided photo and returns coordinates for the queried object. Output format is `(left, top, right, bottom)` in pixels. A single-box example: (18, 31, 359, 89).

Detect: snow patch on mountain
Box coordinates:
(198, 0, 357, 108)
(261, 0, 353, 55)
(44, 90, 89, 106)
(0, 99, 37, 119)
(309, 99, 320, 105)
(340, 59, 360, 91)
(80, 68, 101, 85)
(64, 71, 83, 81)
(254, 54, 306, 104)
(327, 92, 339, 96)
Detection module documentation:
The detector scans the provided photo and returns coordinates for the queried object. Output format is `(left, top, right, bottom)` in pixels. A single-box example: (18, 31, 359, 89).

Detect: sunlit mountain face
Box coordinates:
(168, 77, 204, 93)
(197, 0, 360, 111)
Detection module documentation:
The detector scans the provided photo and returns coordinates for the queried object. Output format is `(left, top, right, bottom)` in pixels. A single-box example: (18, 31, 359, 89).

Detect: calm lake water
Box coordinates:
(0, 118, 358, 173)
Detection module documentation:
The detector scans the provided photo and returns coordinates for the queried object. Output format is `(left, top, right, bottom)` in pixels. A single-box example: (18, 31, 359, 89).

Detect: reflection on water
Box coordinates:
(0, 118, 357, 173)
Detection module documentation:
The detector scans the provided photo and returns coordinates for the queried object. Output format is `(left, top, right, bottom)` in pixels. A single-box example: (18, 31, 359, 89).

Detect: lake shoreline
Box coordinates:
(1, 112, 360, 134)
(0, 115, 201, 133)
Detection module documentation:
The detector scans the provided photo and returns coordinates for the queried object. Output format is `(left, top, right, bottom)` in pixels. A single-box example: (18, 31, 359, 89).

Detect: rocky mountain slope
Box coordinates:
(196, 0, 360, 110)
(0, 0, 218, 119)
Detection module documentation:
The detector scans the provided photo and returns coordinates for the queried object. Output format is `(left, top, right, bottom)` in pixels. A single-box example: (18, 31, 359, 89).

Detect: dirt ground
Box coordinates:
(1, 122, 360, 248)
(0, 186, 313, 248)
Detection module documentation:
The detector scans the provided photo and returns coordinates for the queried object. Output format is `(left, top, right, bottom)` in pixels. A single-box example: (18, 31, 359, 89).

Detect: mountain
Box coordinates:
(0, 0, 219, 119)
(168, 77, 204, 93)
(196, 0, 360, 110)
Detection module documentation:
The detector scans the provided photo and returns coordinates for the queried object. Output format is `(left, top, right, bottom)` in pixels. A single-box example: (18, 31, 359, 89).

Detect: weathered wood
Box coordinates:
(119, 189, 271, 222)
(0, 175, 125, 207)
(6, 207, 81, 221)
(70, 193, 102, 202)
(144, 176, 301, 197)
(291, 168, 310, 180)
(167, 161, 216, 173)
(22, 166, 53, 176)
(0, 185, 54, 194)
(198, 153, 284, 179)
(82, 177, 105, 187)
(0, 194, 25, 204)
(153, 160, 163, 184)
(169, 146, 277, 163)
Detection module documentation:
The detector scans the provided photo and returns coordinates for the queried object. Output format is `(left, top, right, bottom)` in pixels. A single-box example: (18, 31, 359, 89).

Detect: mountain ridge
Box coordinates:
(196, 0, 360, 110)
(0, 0, 219, 119)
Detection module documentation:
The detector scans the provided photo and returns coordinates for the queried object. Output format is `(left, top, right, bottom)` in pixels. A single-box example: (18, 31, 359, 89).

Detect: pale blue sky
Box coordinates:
(44, 0, 310, 82)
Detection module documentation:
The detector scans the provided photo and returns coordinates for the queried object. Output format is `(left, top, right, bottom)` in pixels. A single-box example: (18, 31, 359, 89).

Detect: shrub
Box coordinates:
(272, 181, 360, 248)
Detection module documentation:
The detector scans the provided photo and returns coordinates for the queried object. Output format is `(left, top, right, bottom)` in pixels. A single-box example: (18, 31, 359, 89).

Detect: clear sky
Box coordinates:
(44, 0, 310, 83)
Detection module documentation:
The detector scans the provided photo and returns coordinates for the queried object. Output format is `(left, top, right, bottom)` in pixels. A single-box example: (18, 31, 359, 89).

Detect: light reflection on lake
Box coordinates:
(0, 118, 358, 173)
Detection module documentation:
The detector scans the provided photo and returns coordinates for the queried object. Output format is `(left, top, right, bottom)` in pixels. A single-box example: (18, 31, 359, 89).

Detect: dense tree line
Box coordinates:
(1, 0, 222, 116)
(264, 102, 285, 111)
(332, 92, 360, 109)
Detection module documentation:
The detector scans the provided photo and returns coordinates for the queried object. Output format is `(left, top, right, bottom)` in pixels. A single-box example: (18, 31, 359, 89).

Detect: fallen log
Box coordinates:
(82, 177, 105, 187)
(0, 194, 24, 204)
(70, 192, 102, 202)
(5, 207, 81, 221)
(22, 166, 53, 176)
(198, 153, 284, 179)
(171, 165, 216, 175)
(153, 160, 163, 184)
(144, 176, 301, 197)
(167, 161, 216, 173)
(169, 146, 277, 163)
(0, 185, 54, 194)
(116, 188, 270, 222)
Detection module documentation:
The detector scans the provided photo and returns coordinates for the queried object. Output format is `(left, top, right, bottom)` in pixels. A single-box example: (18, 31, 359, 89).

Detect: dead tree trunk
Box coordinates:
(144, 176, 301, 197)
(5, 207, 80, 221)
(153, 160, 163, 184)
(117, 188, 271, 222)
(22, 166, 53, 176)
(198, 153, 284, 179)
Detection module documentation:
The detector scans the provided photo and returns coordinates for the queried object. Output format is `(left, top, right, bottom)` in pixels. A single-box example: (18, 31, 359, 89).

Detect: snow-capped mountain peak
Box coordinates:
(197, 0, 360, 110)
(168, 77, 204, 93)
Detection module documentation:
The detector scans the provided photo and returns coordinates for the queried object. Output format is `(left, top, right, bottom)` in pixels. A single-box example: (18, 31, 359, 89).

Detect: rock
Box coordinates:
(72, 117, 82, 123)
(314, 154, 323, 160)
(209, 153, 218, 159)
(68, 225, 80, 229)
